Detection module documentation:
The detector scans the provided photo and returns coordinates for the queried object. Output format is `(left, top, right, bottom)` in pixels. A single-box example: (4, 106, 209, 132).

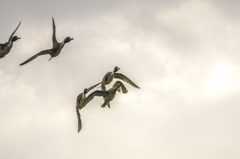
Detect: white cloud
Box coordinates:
(1, 0, 240, 159)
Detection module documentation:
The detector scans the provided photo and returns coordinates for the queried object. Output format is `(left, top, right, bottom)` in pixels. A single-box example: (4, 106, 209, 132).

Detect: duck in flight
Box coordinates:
(100, 66, 140, 108)
(19, 17, 73, 66)
(76, 81, 128, 132)
(76, 83, 101, 133)
(0, 21, 21, 59)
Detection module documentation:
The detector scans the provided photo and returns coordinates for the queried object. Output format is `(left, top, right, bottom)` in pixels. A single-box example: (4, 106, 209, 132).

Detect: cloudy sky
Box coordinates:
(1, 0, 240, 158)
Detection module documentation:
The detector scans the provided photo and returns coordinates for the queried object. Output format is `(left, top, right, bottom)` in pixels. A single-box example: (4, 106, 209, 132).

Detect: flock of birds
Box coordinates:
(0, 17, 140, 133)
(0, 17, 73, 65)
(76, 66, 140, 132)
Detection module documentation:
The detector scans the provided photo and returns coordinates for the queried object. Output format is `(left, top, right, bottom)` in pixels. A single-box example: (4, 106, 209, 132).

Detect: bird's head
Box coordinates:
(114, 66, 120, 73)
(64, 37, 73, 43)
(12, 36, 21, 42)
(83, 88, 88, 94)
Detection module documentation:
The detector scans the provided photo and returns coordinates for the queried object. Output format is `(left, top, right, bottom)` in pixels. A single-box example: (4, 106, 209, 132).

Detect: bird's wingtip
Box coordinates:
(78, 125, 82, 133)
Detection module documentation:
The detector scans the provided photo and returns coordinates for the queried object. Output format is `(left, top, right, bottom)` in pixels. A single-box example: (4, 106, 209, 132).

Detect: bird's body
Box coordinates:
(52, 42, 65, 57)
(101, 66, 140, 108)
(0, 22, 21, 58)
(101, 81, 128, 107)
(19, 17, 73, 66)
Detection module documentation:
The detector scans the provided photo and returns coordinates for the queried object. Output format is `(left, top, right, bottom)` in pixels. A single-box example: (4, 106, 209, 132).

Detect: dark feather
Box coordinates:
(115, 73, 140, 88)
(76, 104, 82, 133)
(87, 82, 101, 93)
(19, 49, 52, 66)
(52, 17, 58, 45)
(82, 90, 107, 107)
(8, 21, 21, 42)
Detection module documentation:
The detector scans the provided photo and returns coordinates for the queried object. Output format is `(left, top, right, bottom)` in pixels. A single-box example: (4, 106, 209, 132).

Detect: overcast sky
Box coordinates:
(1, 0, 240, 159)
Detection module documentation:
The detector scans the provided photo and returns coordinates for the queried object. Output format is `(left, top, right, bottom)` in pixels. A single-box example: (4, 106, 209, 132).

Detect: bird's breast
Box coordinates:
(53, 43, 65, 56)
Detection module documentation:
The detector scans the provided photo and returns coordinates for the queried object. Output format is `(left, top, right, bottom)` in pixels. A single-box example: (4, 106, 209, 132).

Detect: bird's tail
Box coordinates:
(49, 57, 53, 61)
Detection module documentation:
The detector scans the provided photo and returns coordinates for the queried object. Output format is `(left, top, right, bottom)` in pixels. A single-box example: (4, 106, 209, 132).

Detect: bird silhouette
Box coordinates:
(100, 66, 140, 108)
(19, 17, 73, 66)
(76, 83, 101, 132)
(0, 21, 21, 58)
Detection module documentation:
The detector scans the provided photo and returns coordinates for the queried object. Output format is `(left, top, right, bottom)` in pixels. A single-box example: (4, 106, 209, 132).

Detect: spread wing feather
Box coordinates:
(115, 73, 140, 88)
(19, 49, 52, 66)
(82, 90, 107, 107)
(87, 82, 101, 93)
(52, 17, 58, 45)
(8, 21, 21, 42)
(76, 104, 82, 133)
(119, 82, 128, 93)
(113, 81, 128, 93)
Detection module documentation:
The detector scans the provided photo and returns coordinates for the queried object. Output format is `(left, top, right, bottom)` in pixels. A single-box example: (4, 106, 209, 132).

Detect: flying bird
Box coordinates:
(76, 81, 127, 132)
(19, 17, 73, 66)
(76, 83, 101, 133)
(0, 21, 21, 58)
(100, 66, 140, 108)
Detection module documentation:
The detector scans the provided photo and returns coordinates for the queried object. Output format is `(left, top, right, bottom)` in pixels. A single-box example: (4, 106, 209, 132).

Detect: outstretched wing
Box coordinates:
(119, 82, 128, 93)
(87, 82, 101, 93)
(82, 90, 107, 108)
(115, 73, 140, 89)
(76, 104, 82, 133)
(19, 49, 52, 66)
(52, 17, 58, 45)
(113, 81, 128, 93)
(8, 21, 21, 42)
